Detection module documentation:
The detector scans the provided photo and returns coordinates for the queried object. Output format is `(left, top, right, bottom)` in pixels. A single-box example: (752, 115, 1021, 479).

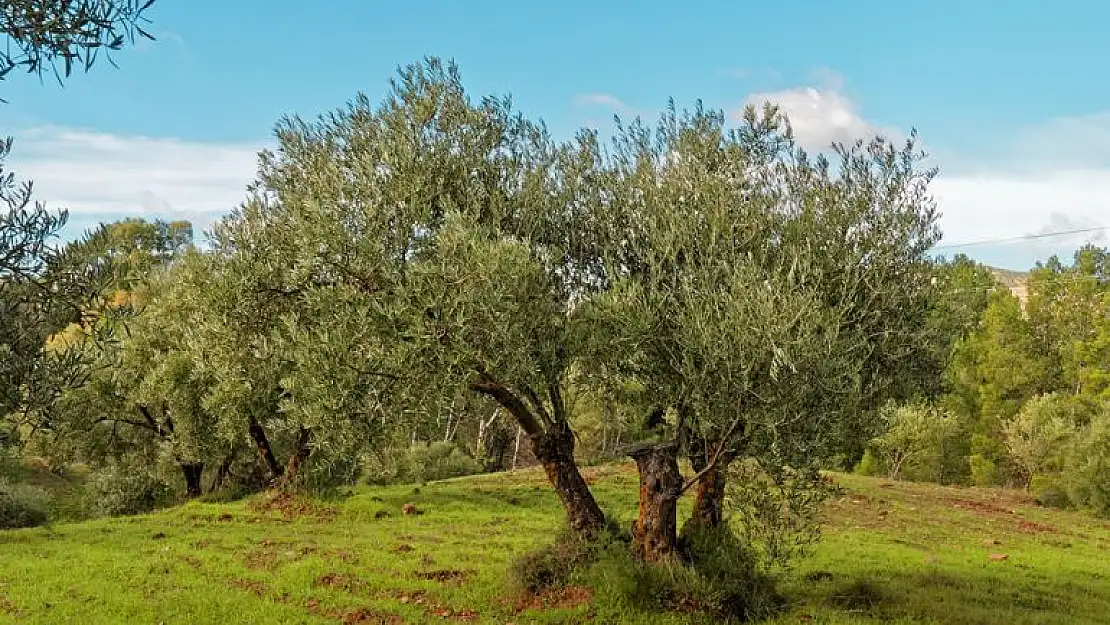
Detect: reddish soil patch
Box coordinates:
(427, 605, 479, 621)
(228, 578, 269, 596)
(315, 573, 372, 594)
(1017, 520, 1057, 534)
(952, 499, 1013, 515)
(393, 544, 414, 553)
(249, 492, 339, 520)
(242, 548, 279, 570)
(414, 569, 473, 586)
(511, 586, 594, 613)
(339, 607, 404, 624)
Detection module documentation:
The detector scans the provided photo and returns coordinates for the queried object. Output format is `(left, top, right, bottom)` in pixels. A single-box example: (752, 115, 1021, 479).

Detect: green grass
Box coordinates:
(0, 463, 1108, 624)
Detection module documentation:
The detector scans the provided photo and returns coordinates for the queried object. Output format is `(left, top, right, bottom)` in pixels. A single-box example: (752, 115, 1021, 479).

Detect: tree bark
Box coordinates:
(630, 442, 683, 562)
(248, 417, 283, 480)
(532, 425, 607, 536)
(682, 439, 737, 534)
(209, 447, 238, 492)
(280, 427, 312, 487)
(181, 462, 204, 498)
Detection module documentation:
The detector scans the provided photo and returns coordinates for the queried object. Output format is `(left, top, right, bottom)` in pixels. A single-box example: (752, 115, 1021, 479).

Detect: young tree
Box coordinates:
(1003, 393, 1082, 487)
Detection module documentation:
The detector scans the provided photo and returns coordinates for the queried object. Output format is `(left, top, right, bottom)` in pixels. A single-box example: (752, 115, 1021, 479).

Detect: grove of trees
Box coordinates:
(4, 2, 1109, 613)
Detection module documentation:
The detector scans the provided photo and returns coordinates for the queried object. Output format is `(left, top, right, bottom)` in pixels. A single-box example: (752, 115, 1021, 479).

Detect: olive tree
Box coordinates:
(579, 103, 941, 560)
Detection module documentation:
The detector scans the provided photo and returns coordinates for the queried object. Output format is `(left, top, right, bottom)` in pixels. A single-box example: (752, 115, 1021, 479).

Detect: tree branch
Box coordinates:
(469, 370, 545, 438)
(680, 416, 745, 494)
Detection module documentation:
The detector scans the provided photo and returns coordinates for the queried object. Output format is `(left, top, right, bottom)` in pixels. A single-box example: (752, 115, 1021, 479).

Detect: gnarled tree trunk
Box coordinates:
(209, 447, 238, 493)
(181, 462, 204, 497)
(471, 373, 605, 537)
(278, 427, 312, 489)
(682, 437, 737, 536)
(248, 417, 283, 480)
(631, 442, 684, 562)
(533, 425, 606, 536)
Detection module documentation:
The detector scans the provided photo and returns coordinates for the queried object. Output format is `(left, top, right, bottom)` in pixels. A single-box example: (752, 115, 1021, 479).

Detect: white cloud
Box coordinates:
(736, 73, 1110, 268)
(574, 93, 642, 118)
(7, 126, 266, 240)
(931, 171, 1110, 245)
(740, 70, 902, 152)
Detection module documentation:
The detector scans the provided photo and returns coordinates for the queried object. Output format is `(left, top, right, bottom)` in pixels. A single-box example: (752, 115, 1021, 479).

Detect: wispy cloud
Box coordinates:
(574, 93, 643, 118)
(7, 126, 267, 240)
(736, 71, 1110, 268)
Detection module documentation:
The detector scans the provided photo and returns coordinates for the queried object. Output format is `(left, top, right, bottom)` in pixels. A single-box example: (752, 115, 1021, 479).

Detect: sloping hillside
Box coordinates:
(0, 466, 1107, 624)
(988, 266, 1030, 306)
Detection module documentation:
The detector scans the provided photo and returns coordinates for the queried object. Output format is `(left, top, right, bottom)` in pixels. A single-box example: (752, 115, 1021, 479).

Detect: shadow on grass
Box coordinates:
(799, 566, 1105, 625)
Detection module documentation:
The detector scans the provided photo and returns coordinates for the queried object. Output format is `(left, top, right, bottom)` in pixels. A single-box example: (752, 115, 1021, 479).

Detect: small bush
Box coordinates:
(870, 402, 960, 481)
(510, 531, 598, 594)
(969, 454, 1000, 487)
(0, 479, 49, 529)
(364, 441, 483, 486)
(726, 461, 838, 573)
(1030, 475, 1070, 509)
(1003, 393, 1080, 486)
(1065, 412, 1110, 517)
(84, 466, 175, 517)
(580, 527, 782, 623)
(853, 449, 883, 476)
(407, 442, 483, 483)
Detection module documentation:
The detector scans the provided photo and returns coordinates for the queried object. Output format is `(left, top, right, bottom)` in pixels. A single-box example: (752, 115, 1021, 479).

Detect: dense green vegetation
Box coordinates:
(859, 249, 1110, 518)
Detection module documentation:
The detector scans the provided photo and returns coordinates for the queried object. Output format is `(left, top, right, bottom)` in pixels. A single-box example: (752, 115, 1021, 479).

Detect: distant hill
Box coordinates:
(988, 266, 1029, 306)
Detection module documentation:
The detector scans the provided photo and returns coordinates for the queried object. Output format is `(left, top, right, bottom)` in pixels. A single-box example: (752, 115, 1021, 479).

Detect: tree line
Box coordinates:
(864, 248, 1110, 516)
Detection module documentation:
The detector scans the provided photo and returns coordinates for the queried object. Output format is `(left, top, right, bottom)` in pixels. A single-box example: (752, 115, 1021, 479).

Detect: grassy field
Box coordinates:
(0, 463, 1108, 624)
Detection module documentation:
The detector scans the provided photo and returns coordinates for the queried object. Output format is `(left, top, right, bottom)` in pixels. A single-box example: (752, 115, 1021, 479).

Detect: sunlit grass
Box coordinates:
(0, 464, 1107, 624)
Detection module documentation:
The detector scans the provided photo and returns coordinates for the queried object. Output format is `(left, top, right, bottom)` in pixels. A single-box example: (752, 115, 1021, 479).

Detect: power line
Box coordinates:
(932, 226, 1110, 251)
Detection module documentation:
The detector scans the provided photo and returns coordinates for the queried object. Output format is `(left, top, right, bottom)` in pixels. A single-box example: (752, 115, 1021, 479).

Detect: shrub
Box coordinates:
(969, 454, 1000, 487)
(726, 461, 839, 573)
(853, 449, 884, 477)
(1003, 393, 1080, 487)
(84, 465, 175, 517)
(580, 527, 782, 623)
(406, 441, 483, 483)
(870, 403, 960, 482)
(0, 479, 49, 529)
(1030, 475, 1070, 509)
(1065, 411, 1110, 517)
(508, 529, 606, 595)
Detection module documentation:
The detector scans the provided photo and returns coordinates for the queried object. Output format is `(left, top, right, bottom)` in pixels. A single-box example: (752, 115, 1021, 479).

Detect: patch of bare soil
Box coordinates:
(414, 569, 473, 586)
(952, 499, 1013, 515)
(228, 578, 269, 597)
(315, 573, 372, 595)
(0, 596, 21, 617)
(510, 586, 594, 613)
(249, 491, 339, 521)
(393, 544, 414, 553)
(337, 607, 404, 624)
(242, 548, 279, 570)
(1017, 520, 1058, 534)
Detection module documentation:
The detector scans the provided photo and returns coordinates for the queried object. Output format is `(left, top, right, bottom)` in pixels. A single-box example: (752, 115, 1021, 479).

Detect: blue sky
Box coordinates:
(1, 0, 1108, 269)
